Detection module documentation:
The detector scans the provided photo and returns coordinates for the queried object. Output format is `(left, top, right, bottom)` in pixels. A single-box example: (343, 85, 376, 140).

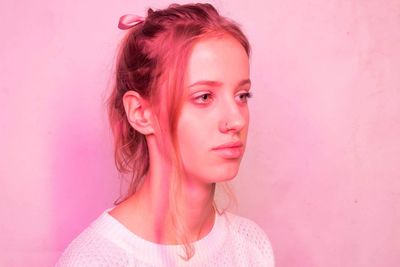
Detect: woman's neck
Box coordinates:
(109, 152, 216, 245)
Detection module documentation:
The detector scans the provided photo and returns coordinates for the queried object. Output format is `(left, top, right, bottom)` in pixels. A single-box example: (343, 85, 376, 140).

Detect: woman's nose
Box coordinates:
(219, 100, 247, 133)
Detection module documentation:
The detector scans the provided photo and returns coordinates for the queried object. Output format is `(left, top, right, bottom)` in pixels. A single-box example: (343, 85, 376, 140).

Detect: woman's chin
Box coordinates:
(210, 165, 240, 183)
(184, 160, 242, 184)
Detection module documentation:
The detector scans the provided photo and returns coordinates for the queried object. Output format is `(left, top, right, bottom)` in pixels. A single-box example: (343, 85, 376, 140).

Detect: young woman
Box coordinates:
(57, 3, 274, 266)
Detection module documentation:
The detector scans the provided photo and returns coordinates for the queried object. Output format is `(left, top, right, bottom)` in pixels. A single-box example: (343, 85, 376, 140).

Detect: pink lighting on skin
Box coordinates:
(178, 35, 250, 184)
(1, 1, 399, 266)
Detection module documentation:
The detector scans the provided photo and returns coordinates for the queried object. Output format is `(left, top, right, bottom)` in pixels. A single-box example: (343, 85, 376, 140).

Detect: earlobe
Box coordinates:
(122, 91, 155, 135)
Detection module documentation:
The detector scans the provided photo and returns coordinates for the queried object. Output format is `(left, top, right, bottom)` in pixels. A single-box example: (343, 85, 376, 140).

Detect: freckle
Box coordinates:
(354, 199, 358, 204)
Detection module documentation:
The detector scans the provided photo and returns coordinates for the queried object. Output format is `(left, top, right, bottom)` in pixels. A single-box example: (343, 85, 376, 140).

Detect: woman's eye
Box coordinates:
(192, 91, 252, 105)
(193, 93, 213, 104)
(237, 92, 253, 103)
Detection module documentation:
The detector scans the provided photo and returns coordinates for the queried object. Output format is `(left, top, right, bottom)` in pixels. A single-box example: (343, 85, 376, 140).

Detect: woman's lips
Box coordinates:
(212, 141, 243, 149)
(212, 141, 244, 159)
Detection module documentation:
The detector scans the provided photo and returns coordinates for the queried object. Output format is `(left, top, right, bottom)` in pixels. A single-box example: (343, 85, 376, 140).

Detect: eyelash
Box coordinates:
(194, 92, 253, 104)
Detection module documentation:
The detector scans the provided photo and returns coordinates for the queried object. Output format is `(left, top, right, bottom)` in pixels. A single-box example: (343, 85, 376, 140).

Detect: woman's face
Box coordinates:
(177, 36, 251, 184)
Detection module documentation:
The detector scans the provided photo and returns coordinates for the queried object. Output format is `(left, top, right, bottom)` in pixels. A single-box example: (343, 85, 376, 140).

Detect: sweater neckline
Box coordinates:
(91, 207, 228, 265)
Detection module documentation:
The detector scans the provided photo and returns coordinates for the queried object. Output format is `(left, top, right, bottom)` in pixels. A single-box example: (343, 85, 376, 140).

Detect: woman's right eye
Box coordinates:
(193, 93, 213, 104)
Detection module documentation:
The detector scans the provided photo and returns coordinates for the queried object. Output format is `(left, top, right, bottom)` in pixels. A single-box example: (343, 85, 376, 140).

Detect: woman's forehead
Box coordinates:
(185, 36, 250, 89)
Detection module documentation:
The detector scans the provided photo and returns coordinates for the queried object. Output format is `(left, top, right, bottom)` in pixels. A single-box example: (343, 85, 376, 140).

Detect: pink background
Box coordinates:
(1, 0, 399, 266)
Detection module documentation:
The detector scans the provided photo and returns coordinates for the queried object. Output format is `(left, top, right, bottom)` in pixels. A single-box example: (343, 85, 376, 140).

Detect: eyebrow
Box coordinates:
(188, 79, 251, 89)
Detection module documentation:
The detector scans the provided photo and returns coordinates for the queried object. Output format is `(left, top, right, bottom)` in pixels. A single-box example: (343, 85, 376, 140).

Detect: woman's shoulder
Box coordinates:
(56, 210, 129, 266)
(222, 211, 275, 265)
(223, 211, 271, 238)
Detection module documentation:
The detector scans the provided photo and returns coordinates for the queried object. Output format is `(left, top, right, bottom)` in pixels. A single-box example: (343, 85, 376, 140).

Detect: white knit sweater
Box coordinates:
(56, 208, 274, 266)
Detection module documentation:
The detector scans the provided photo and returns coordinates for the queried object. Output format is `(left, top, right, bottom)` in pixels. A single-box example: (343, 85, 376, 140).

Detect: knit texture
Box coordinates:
(56, 208, 274, 266)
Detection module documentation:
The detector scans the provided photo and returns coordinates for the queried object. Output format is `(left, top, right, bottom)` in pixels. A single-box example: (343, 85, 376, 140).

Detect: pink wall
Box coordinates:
(1, 0, 399, 266)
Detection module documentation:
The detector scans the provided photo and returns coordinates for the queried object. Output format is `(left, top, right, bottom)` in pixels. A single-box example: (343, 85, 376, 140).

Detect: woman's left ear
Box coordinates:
(122, 90, 155, 135)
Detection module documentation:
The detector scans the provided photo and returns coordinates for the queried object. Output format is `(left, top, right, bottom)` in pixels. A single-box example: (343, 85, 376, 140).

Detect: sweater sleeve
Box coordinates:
(251, 221, 275, 266)
(55, 227, 130, 267)
(230, 215, 275, 267)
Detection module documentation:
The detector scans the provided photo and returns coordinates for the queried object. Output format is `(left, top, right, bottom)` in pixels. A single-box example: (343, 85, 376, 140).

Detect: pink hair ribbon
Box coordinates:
(118, 14, 145, 30)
